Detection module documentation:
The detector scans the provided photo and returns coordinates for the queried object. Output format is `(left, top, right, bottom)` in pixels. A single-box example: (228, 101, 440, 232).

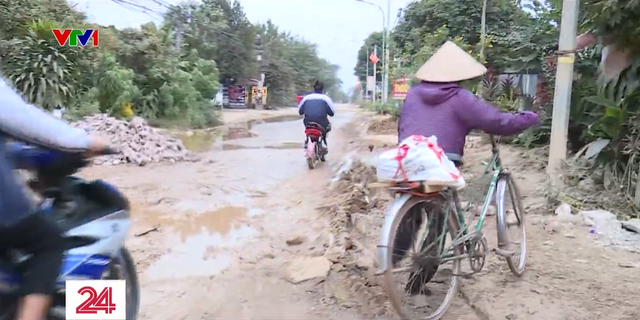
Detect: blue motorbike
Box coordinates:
(0, 143, 140, 319)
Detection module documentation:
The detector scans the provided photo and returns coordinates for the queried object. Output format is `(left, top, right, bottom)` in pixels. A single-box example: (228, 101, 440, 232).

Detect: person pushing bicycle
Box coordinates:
(394, 40, 539, 293)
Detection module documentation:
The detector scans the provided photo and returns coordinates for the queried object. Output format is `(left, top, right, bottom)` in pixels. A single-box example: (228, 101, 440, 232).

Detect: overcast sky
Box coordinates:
(74, 0, 413, 89)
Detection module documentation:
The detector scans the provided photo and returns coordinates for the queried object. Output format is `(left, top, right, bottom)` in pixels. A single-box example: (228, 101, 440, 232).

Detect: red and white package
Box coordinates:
(376, 135, 465, 188)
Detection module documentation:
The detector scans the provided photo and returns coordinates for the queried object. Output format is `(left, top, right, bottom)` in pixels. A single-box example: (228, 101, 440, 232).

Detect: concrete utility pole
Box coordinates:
(355, 0, 386, 102)
(255, 34, 265, 109)
(373, 45, 378, 102)
(477, 0, 488, 97)
(383, 0, 391, 103)
(366, 46, 370, 95)
(174, 6, 191, 52)
(547, 0, 580, 185)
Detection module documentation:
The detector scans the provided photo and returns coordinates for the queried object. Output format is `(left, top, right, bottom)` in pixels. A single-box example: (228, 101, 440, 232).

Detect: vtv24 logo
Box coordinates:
(66, 280, 126, 320)
(52, 29, 99, 47)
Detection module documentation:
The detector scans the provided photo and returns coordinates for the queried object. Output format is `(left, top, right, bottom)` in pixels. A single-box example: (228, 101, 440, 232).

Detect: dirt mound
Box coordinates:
(317, 159, 392, 317)
(73, 114, 199, 166)
(367, 117, 398, 135)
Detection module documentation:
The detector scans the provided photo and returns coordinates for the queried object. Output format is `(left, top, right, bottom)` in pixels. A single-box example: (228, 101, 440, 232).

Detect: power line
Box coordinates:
(105, 0, 341, 77)
(108, 0, 165, 18)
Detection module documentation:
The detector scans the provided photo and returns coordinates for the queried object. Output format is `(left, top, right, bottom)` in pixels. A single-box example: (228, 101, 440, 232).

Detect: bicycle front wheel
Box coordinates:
(495, 174, 527, 276)
(380, 195, 463, 320)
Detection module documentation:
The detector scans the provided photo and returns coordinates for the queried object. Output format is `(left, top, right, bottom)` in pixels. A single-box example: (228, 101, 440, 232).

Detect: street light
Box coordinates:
(355, 0, 390, 103)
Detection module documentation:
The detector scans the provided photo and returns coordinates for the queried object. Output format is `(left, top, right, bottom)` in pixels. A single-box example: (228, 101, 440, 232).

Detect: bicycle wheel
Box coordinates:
(381, 195, 463, 320)
(495, 174, 527, 276)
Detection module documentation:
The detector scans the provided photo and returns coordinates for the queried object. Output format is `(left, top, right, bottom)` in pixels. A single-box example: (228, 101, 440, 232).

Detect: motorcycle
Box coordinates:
(0, 143, 140, 320)
(304, 122, 327, 169)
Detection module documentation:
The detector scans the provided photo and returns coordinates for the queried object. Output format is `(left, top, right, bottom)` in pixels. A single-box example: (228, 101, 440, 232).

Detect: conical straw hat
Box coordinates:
(415, 41, 487, 82)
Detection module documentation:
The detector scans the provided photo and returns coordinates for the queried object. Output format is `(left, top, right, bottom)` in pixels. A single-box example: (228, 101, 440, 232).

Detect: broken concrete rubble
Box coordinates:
(72, 114, 199, 166)
(283, 256, 332, 284)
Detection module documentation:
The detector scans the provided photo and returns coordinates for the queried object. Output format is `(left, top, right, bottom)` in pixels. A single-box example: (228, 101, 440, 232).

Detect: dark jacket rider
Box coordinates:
(297, 81, 335, 148)
(0, 75, 109, 320)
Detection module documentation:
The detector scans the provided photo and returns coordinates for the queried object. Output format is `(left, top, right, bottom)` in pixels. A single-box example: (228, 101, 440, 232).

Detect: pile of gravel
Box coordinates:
(72, 114, 198, 166)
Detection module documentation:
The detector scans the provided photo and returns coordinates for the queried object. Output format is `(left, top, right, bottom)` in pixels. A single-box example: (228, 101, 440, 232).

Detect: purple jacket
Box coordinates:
(398, 82, 539, 155)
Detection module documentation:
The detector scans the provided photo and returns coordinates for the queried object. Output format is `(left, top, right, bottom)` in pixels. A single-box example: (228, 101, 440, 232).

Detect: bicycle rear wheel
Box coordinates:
(495, 174, 527, 276)
(381, 195, 463, 320)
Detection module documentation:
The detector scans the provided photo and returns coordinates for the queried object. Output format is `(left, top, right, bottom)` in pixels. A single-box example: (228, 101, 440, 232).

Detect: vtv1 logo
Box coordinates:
(52, 29, 99, 47)
(66, 280, 126, 320)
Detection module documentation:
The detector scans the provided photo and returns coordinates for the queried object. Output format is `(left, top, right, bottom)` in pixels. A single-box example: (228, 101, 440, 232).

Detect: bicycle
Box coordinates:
(375, 135, 527, 320)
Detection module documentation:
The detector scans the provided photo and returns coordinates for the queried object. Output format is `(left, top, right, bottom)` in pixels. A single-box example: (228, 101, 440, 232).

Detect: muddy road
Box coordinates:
(79, 105, 640, 320)
(82, 105, 366, 319)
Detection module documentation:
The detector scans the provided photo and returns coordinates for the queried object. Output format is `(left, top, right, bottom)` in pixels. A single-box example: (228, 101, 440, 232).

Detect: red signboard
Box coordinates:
(392, 78, 410, 99)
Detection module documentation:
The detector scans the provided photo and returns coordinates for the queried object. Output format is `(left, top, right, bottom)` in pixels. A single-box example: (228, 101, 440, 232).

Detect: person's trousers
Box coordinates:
(0, 214, 65, 296)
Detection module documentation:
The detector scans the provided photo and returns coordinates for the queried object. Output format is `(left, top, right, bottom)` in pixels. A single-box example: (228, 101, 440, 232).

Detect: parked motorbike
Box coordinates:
(0, 143, 140, 320)
(304, 122, 327, 169)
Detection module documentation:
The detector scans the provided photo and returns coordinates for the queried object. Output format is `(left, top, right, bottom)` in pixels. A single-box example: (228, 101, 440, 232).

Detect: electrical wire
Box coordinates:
(108, 0, 265, 49)
(108, 0, 165, 18)
(106, 0, 342, 80)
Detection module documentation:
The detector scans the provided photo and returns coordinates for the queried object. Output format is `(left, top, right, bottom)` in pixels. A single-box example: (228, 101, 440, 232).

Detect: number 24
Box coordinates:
(76, 286, 116, 314)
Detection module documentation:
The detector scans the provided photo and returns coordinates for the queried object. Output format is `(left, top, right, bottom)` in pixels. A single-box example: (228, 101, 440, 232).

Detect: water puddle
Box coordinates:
(250, 114, 301, 124)
(220, 142, 303, 151)
(267, 142, 303, 149)
(144, 206, 251, 238)
(220, 144, 256, 151)
(177, 129, 255, 152)
(177, 132, 220, 152)
(176, 115, 302, 152)
(143, 206, 261, 279)
(224, 127, 258, 140)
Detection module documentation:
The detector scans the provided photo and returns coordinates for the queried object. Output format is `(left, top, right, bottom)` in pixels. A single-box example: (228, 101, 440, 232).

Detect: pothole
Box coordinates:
(250, 114, 302, 124)
(176, 115, 302, 152)
(142, 206, 262, 279)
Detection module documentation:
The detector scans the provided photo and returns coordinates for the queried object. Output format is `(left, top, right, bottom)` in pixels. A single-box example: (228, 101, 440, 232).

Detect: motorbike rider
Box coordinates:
(394, 41, 540, 293)
(297, 80, 335, 153)
(0, 76, 109, 320)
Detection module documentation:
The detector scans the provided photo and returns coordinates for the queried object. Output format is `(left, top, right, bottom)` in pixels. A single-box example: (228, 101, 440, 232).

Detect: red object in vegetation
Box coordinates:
(296, 95, 303, 104)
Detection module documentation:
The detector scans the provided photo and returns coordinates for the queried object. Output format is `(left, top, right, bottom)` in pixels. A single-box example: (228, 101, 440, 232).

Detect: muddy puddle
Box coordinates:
(176, 114, 303, 152)
(176, 128, 257, 152)
(221, 142, 302, 151)
(254, 114, 301, 123)
(142, 206, 264, 279)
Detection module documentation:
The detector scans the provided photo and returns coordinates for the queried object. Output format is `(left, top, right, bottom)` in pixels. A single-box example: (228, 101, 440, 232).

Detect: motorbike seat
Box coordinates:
(304, 122, 325, 140)
(305, 122, 325, 132)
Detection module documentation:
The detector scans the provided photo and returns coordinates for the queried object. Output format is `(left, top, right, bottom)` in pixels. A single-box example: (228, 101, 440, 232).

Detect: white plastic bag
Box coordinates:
(376, 135, 465, 188)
